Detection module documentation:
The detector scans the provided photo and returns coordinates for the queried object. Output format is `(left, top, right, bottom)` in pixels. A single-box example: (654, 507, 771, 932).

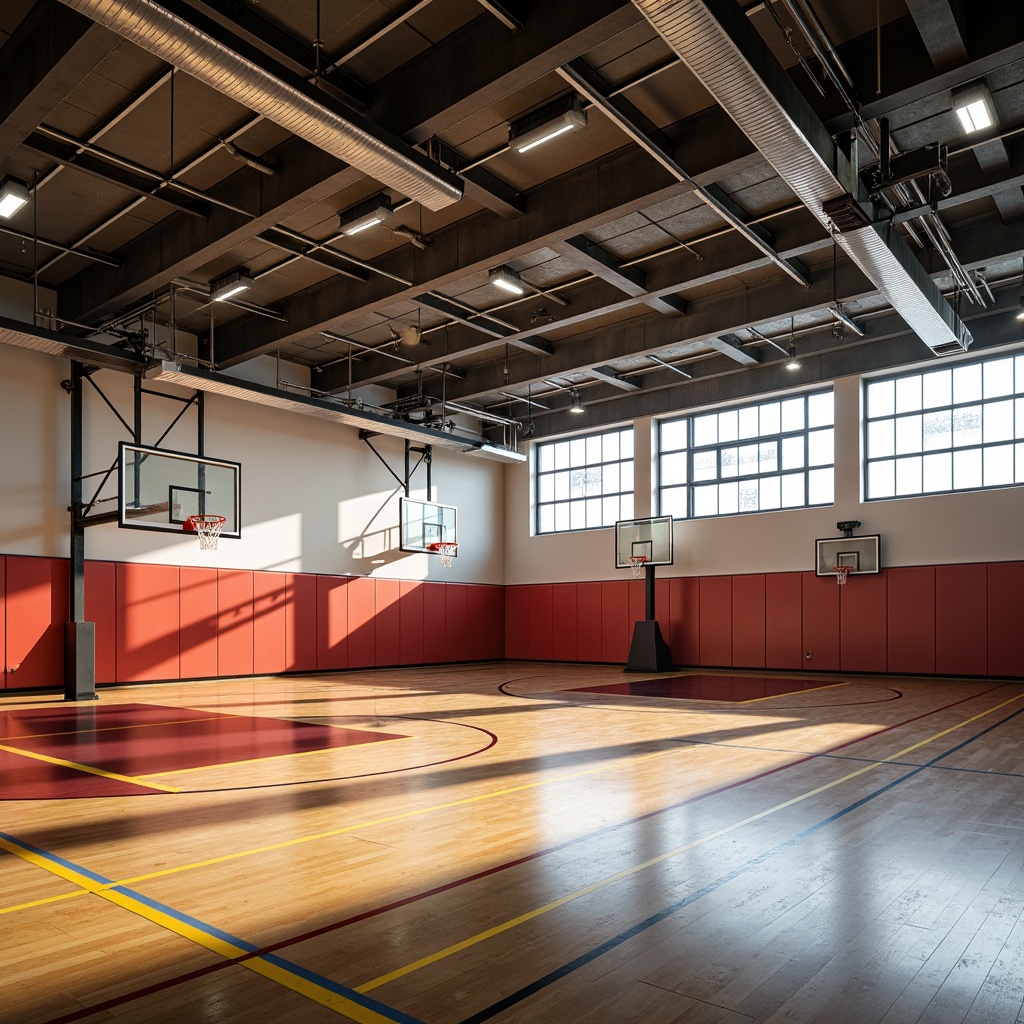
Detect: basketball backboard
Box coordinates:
(399, 497, 457, 554)
(118, 442, 241, 538)
(615, 516, 674, 568)
(815, 534, 880, 575)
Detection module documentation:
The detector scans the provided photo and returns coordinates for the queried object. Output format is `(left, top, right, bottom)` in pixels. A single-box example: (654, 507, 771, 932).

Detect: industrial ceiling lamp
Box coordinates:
(489, 265, 525, 295)
(0, 177, 30, 219)
(509, 94, 587, 154)
(338, 193, 393, 235)
(951, 79, 995, 134)
(568, 386, 585, 413)
(786, 318, 800, 370)
(210, 267, 253, 302)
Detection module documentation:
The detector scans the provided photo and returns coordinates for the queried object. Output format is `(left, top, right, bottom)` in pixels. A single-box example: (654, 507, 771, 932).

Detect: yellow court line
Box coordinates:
(3, 714, 227, 742)
(0, 743, 181, 793)
(355, 689, 1024, 993)
(0, 888, 89, 915)
(138, 735, 415, 779)
(0, 836, 410, 1023)
(738, 682, 848, 704)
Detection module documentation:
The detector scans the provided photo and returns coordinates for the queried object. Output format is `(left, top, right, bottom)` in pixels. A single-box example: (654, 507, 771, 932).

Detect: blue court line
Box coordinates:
(455, 702, 1024, 1024)
(0, 830, 424, 1024)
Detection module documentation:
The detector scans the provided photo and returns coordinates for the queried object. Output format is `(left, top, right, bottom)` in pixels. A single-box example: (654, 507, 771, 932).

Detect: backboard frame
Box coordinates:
(399, 496, 458, 555)
(615, 515, 674, 569)
(118, 441, 242, 538)
(814, 534, 880, 575)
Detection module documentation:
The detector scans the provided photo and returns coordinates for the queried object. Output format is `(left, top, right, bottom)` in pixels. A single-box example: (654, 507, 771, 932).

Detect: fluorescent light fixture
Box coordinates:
(489, 266, 525, 295)
(568, 386, 585, 413)
(786, 344, 800, 371)
(210, 267, 253, 302)
(0, 177, 30, 219)
(509, 95, 587, 154)
(339, 193, 393, 235)
(951, 80, 995, 134)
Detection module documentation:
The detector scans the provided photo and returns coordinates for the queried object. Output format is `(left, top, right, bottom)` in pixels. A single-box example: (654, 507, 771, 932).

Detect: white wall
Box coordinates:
(0, 344, 505, 584)
(505, 366, 1024, 585)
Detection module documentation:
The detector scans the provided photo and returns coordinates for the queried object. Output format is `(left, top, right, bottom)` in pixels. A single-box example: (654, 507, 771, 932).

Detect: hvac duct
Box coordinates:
(57, 0, 463, 212)
(0, 315, 146, 370)
(632, 0, 971, 355)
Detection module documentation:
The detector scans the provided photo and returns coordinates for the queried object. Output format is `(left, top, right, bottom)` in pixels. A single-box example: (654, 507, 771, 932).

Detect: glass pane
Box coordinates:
(759, 401, 780, 435)
(660, 487, 687, 519)
(868, 459, 895, 499)
(661, 419, 687, 451)
(538, 444, 555, 472)
(759, 475, 781, 510)
(953, 448, 982, 490)
(555, 471, 571, 500)
(781, 472, 804, 507)
(621, 493, 634, 520)
(660, 453, 686, 486)
(601, 463, 618, 494)
(922, 410, 951, 452)
(867, 379, 894, 418)
(570, 500, 586, 531)
(868, 418, 895, 458)
(807, 467, 834, 505)
(603, 432, 620, 462)
(1017, 398, 1024, 439)
(780, 397, 804, 431)
(693, 450, 716, 481)
(808, 428, 834, 467)
(952, 406, 982, 447)
(718, 481, 738, 515)
(719, 409, 738, 442)
(586, 497, 602, 527)
(586, 434, 602, 463)
(693, 484, 718, 517)
(570, 437, 585, 465)
(983, 444, 1014, 486)
(554, 441, 570, 469)
(539, 504, 555, 533)
(620, 461, 634, 493)
(895, 414, 922, 455)
(759, 441, 778, 473)
(922, 452, 951, 492)
(807, 390, 834, 427)
(619, 429, 634, 458)
(738, 406, 759, 439)
(1018, 443, 1024, 484)
(984, 399, 1014, 444)
(782, 436, 804, 470)
(1018, 356, 1024, 394)
(895, 456, 922, 495)
(738, 479, 759, 512)
(953, 363, 982, 404)
(922, 369, 951, 409)
(570, 468, 587, 498)
(554, 503, 570, 532)
(895, 375, 922, 413)
(736, 443, 758, 476)
(602, 495, 619, 524)
(720, 446, 738, 478)
(983, 358, 1014, 399)
(539, 474, 555, 503)
(693, 413, 717, 446)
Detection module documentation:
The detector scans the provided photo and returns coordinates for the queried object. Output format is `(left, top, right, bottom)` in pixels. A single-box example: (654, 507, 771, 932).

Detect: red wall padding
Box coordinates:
(116, 562, 179, 682)
(731, 574, 766, 669)
(577, 582, 602, 662)
(530, 584, 554, 660)
(765, 573, 802, 670)
(886, 566, 935, 675)
(802, 572, 840, 671)
(286, 573, 317, 672)
(699, 576, 732, 667)
(667, 577, 699, 665)
(988, 563, 1024, 677)
(422, 582, 447, 663)
(445, 583, 469, 662)
(552, 584, 578, 662)
(217, 570, 254, 678)
(85, 561, 117, 684)
(600, 581, 629, 663)
(347, 577, 376, 669)
(316, 575, 349, 671)
(399, 580, 424, 665)
(253, 571, 288, 675)
(936, 564, 988, 676)
(179, 566, 218, 680)
(840, 570, 887, 673)
(505, 585, 530, 659)
(375, 578, 401, 668)
(5, 556, 68, 689)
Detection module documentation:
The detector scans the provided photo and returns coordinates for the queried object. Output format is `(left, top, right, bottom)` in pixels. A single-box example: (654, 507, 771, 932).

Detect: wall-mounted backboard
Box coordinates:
(815, 534, 880, 575)
(400, 497, 457, 554)
(615, 516, 674, 568)
(118, 442, 241, 538)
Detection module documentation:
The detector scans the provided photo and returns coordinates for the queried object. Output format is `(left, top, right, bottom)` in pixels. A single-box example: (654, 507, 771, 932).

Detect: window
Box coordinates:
(535, 427, 634, 534)
(864, 353, 1024, 500)
(658, 390, 834, 518)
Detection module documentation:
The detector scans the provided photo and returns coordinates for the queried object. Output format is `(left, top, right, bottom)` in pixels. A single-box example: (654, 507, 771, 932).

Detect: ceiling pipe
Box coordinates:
(57, 0, 463, 211)
(632, 0, 971, 356)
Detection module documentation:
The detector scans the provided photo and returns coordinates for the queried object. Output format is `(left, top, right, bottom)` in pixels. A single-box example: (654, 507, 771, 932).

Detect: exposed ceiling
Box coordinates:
(1, 0, 1023, 443)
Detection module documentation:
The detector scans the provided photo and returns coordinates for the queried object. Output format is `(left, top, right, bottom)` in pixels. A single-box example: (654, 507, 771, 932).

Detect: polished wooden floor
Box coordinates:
(3, 663, 1024, 1024)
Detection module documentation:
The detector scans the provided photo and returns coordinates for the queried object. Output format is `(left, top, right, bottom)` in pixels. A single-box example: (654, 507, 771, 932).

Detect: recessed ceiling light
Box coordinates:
(489, 266, 525, 295)
(210, 267, 253, 302)
(509, 95, 587, 154)
(338, 193, 394, 235)
(951, 80, 995, 135)
(0, 177, 30, 219)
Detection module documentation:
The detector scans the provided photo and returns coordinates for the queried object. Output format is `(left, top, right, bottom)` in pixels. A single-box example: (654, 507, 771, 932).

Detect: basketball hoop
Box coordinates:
(184, 514, 226, 551)
(427, 541, 458, 568)
(628, 555, 648, 579)
(833, 564, 851, 586)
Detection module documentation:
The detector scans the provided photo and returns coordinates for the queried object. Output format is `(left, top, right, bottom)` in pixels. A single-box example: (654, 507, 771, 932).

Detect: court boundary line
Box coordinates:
(0, 743, 179, 793)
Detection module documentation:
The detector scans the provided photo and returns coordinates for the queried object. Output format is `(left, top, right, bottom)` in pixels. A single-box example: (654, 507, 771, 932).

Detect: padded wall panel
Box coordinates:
(699, 576, 733, 667)
(552, 584, 578, 662)
(217, 570, 254, 678)
(628, 577, 647, 625)
(0, 558, 6, 688)
(179, 567, 218, 680)
(667, 577, 699, 665)
(347, 577, 376, 669)
(886, 566, 935, 675)
(802, 572, 839, 671)
(5, 556, 69, 689)
(399, 581, 424, 665)
(445, 583, 469, 662)
(375, 578, 401, 668)
(936, 564, 988, 676)
(577, 582, 602, 662)
(530, 584, 554, 661)
(253, 571, 288, 675)
(316, 575, 348, 671)
(422, 582, 447, 663)
(505, 586, 530, 659)
(600, 581, 629, 663)
(840, 571, 887, 673)
(464, 584, 488, 661)
(731, 575, 766, 668)
(988, 563, 1024, 677)
(116, 562, 178, 682)
(765, 573, 803, 670)
(84, 561, 117, 685)
(482, 585, 505, 660)
(286, 573, 317, 672)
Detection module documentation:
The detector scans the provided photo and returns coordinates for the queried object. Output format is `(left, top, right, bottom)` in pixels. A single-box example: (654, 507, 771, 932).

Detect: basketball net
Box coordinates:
(629, 555, 648, 579)
(185, 514, 226, 551)
(833, 564, 851, 586)
(429, 541, 458, 568)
